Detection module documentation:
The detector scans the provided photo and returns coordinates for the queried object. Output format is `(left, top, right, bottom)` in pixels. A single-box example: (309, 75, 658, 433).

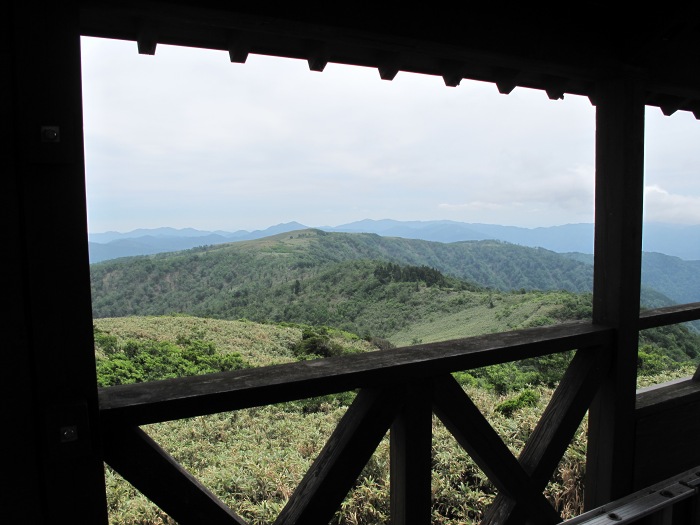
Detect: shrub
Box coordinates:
(495, 388, 540, 416)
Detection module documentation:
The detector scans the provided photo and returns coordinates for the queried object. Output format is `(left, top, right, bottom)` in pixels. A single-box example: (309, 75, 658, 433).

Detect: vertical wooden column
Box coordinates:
(3, 4, 44, 523)
(585, 78, 646, 509)
(7, 1, 108, 523)
(390, 382, 433, 525)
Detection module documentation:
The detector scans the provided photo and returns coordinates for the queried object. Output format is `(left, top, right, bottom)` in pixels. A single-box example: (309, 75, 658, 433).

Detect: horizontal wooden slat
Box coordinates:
(636, 378, 700, 415)
(99, 321, 613, 427)
(634, 379, 700, 489)
(564, 466, 700, 524)
(638, 302, 700, 330)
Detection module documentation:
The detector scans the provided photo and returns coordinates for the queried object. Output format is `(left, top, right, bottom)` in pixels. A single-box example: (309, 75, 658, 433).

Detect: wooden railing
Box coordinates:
(564, 466, 700, 525)
(98, 304, 700, 525)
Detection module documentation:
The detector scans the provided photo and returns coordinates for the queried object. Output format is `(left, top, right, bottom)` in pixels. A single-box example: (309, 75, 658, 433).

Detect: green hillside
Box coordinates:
(90, 229, 593, 331)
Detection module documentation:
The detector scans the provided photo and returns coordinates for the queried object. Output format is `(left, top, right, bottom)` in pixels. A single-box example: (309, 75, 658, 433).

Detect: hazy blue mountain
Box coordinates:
(562, 251, 700, 305)
(328, 220, 700, 260)
(88, 222, 308, 262)
(327, 220, 595, 253)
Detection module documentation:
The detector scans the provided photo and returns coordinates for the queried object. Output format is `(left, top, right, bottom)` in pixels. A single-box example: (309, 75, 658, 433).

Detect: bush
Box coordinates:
(95, 336, 248, 386)
(495, 388, 540, 416)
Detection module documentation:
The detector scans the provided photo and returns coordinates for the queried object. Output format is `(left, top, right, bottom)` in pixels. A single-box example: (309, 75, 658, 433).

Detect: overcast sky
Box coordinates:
(80, 36, 700, 234)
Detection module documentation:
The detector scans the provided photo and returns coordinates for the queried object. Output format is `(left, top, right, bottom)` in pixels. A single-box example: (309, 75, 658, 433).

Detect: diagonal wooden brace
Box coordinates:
(103, 425, 248, 525)
(482, 345, 610, 525)
(433, 374, 561, 525)
(274, 386, 404, 525)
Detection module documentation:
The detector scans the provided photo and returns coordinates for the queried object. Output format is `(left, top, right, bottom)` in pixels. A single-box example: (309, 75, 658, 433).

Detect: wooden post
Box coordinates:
(390, 381, 433, 525)
(6, 1, 108, 523)
(585, 77, 646, 509)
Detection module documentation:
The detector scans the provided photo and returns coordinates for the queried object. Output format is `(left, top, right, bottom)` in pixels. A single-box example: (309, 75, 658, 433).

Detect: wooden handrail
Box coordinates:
(638, 302, 700, 330)
(563, 466, 700, 524)
(99, 320, 614, 427)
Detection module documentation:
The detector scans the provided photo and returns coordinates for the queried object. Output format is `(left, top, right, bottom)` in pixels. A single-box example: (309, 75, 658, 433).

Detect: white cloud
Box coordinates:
(644, 185, 700, 224)
(80, 37, 699, 232)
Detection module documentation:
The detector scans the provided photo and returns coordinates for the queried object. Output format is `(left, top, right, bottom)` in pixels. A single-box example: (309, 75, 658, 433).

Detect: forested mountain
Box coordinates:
(90, 228, 698, 342)
(90, 229, 594, 326)
(563, 251, 700, 305)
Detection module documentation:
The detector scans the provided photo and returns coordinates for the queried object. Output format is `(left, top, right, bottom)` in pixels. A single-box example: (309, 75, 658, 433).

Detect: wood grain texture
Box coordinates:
(103, 425, 247, 525)
(433, 375, 560, 525)
(274, 387, 402, 525)
(99, 321, 614, 426)
(482, 346, 610, 525)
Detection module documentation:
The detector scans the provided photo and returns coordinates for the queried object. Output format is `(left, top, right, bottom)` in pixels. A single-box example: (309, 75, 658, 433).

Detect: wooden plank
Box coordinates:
(634, 375, 700, 487)
(10, 1, 109, 523)
(636, 378, 700, 416)
(100, 321, 614, 427)
(565, 483, 693, 524)
(77, 4, 602, 101)
(5, 4, 44, 522)
(634, 395, 700, 489)
(638, 303, 700, 330)
(483, 345, 610, 525)
(103, 425, 247, 525)
(564, 467, 700, 525)
(390, 381, 433, 525)
(274, 387, 402, 525)
(586, 77, 646, 509)
(432, 375, 560, 525)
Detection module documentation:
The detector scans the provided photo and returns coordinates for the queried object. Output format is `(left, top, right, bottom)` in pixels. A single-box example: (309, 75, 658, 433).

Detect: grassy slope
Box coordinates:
(94, 315, 375, 368)
(389, 290, 577, 346)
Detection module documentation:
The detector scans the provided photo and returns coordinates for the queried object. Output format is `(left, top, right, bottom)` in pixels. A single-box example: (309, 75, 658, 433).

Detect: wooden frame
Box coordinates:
(8, 2, 700, 523)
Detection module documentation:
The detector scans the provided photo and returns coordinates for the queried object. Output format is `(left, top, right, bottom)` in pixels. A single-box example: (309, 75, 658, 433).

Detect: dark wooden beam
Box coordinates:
(5, 3, 45, 522)
(493, 67, 519, 94)
(432, 375, 560, 525)
(274, 387, 402, 525)
(226, 29, 249, 63)
(483, 345, 610, 524)
(638, 302, 700, 330)
(76, 3, 700, 117)
(378, 51, 400, 81)
(634, 379, 700, 489)
(565, 466, 700, 525)
(390, 381, 433, 525)
(304, 39, 328, 72)
(99, 322, 614, 427)
(9, 1, 108, 523)
(585, 77, 646, 509)
(137, 20, 158, 55)
(103, 426, 247, 525)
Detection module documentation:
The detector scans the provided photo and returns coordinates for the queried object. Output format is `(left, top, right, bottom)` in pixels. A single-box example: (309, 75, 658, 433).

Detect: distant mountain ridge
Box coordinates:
(88, 219, 700, 262)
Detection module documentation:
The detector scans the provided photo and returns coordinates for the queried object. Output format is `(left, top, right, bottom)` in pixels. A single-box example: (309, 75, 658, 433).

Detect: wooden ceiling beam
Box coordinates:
(377, 51, 400, 81)
(543, 74, 567, 100)
(493, 67, 519, 94)
(226, 29, 249, 63)
(78, 3, 700, 116)
(136, 21, 158, 55)
(304, 39, 329, 72)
